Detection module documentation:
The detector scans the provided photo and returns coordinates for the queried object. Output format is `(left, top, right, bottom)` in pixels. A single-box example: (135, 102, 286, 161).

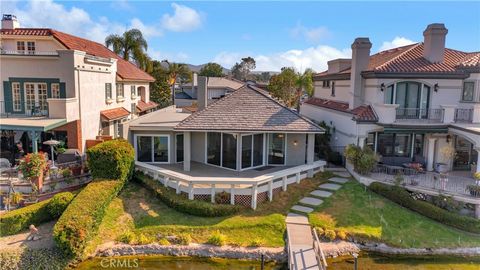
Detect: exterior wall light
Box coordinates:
(434, 83, 439, 92)
(380, 83, 385, 92)
(293, 140, 298, 146)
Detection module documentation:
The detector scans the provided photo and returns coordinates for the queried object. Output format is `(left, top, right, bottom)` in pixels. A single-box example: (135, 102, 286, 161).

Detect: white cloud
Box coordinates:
(149, 49, 189, 63)
(379, 36, 416, 51)
(214, 46, 351, 72)
(130, 18, 163, 38)
(161, 3, 203, 32)
(290, 23, 331, 43)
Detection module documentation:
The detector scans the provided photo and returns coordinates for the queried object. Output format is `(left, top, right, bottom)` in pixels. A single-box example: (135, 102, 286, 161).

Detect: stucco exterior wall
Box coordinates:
(285, 133, 307, 166)
(313, 80, 350, 103)
(191, 131, 206, 163)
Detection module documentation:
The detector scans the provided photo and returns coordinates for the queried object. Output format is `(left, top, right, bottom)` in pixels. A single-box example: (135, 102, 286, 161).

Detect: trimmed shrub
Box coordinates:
(133, 172, 243, 217)
(87, 139, 135, 182)
(344, 144, 378, 175)
(47, 192, 75, 217)
(369, 182, 480, 234)
(207, 231, 227, 246)
(323, 229, 336, 241)
(177, 234, 192, 245)
(53, 179, 124, 257)
(0, 192, 74, 236)
(336, 230, 348, 240)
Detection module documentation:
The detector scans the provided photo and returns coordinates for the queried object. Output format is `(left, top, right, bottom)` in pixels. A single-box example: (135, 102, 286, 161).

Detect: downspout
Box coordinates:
(76, 68, 82, 151)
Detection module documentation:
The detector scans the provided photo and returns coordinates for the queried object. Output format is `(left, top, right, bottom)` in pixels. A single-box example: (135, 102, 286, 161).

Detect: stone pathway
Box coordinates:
(318, 183, 342, 191)
(299, 197, 323, 207)
(329, 177, 350, 184)
(333, 171, 351, 178)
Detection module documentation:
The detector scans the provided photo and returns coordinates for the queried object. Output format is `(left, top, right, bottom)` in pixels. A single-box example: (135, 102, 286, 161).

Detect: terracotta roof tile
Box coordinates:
(1, 28, 155, 82)
(100, 107, 130, 121)
(175, 85, 324, 133)
(136, 100, 158, 112)
(304, 97, 377, 122)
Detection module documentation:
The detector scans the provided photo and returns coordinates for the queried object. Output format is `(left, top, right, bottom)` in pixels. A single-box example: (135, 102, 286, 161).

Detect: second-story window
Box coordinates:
(131, 85, 136, 98)
(131, 103, 137, 115)
(27, 41, 35, 54)
(116, 83, 124, 99)
(51, 83, 60, 98)
(322, 80, 330, 88)
(105, 83, 112, 102)
(331, 82, 335, 97)
(12, 82, 21, 112)
(17, 41, 25, 53)
(462, 82, 475, 102)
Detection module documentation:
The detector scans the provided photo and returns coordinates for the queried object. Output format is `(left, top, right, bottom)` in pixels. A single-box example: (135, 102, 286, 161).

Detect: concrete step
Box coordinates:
(291, 205, 314, 214)
(299, 197, 323, 206)
(329, 177, 349, 184)
(318, 183, 342, 191)
(310, 190, 333, 198)
(292, 247, 320, 270)
(286, 213, 309, 225)
(333, 171, 351, 178)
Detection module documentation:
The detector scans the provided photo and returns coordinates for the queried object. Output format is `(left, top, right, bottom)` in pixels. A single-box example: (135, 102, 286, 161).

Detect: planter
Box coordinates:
(71, 166, 82, 176)
(32, 171, 44, 191)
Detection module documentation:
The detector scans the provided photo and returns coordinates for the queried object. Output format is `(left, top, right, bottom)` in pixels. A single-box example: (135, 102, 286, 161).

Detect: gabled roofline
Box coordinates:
(361, 71, 469, 79)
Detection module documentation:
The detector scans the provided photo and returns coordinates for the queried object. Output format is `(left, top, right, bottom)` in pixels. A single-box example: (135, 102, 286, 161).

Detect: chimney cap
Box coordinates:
(351, 37, 372, 49)
(423, 23, 448, 35)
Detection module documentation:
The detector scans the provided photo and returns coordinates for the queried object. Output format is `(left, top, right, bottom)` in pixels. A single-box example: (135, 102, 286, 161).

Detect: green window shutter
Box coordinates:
(3, 81, 13, 113)
(59, 83, 66, 98)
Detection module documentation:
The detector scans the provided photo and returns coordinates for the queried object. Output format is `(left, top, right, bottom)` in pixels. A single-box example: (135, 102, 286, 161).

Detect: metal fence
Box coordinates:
(454, 108, 474, 123)
(395, 108, 444, 122)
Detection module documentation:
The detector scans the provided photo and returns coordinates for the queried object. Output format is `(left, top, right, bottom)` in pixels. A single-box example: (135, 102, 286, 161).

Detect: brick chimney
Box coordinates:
(1, 14, 20, 29)
(423, 23, 448, 63)
(197, 76, 208, 111)
(349, 37, 371, 109)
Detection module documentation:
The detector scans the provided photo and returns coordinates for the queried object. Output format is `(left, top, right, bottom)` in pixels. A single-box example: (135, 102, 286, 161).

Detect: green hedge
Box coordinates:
(53, 179, 124, 257)
(134, 172, 243, 217)
(87, 139, 135, 181)
(0, 192, 74, 236)
(369, 182, 480, 234)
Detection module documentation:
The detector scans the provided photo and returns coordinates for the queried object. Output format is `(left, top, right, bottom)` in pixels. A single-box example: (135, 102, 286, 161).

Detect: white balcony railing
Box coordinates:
(395, 108, 444, 123)
(0, 50, 59, 56)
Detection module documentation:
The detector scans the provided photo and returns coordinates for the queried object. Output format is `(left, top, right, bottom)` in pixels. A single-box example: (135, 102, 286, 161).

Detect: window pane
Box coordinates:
(154, 136, 169, 162)
(253, 134, 264, 166)
(406, 82, 419, 109)
(384, 85, 394, 104)
(377, 133, 394, 157)
(463, 82, 474, 101)
(222, 133, 237, 170)
(207, 132, 221, 166)
(420, 85, 430, 118)
(268, 133, 285, 165)
(414, 134, 424, 156)
(137, 136, 152, 162)
(366, 133, 375, 151)
(38, 83, 48, 111)
(242, 135, 252, 169)
(25, 83, 35, 111)
(12, 83, 21, 112)
(176, 134, 184, 163)
(395, 82, 407, 108)
(394, 134, 411, 157)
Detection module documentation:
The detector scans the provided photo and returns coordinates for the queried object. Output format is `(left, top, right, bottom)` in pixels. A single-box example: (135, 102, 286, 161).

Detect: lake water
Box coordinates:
(76, 254, 479, 269)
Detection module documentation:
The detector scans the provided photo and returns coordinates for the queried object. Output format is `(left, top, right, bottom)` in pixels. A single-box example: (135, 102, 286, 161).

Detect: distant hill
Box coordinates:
(186, 63, 230, 74)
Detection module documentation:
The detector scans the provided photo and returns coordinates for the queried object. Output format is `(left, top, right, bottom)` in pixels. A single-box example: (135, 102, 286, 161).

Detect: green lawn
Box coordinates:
(308, 180, 480, 248)
(86, 172, 332, 252)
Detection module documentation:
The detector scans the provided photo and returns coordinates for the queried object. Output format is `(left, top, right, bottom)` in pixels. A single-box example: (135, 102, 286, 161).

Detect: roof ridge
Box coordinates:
(374, 42, 422, 70)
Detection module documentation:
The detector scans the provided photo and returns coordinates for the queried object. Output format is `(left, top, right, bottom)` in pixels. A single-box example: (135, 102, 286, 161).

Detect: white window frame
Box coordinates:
(12, 82, 21, 112)
(240, 133, 266, 171)
(27, 41, 35, 54)
(267, 133, 287, 166)
(461, 81, 475, 102)
(24, 82, 48, 112)
(116, 83, 124, 100)
(204, 132, 238, 171)
(131, 85, 136, 98)
(16, 41, 25, 54)
(51, 83, 60, 98)
(133, 134, 171, 164)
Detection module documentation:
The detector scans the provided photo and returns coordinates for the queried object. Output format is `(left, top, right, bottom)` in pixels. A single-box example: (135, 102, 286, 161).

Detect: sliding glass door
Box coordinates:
(241, 134, 264, 169)
(206, 132, 237, 170)
(135, 135, 170, 163)
(268, 133, 286, 165)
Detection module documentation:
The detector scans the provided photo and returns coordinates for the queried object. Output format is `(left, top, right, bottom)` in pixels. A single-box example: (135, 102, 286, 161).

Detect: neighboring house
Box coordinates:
(174, 73, 245, 108)
(126, 76, 325, 209)
(0, 14, 156, 159)
(301, 23, 480, 174)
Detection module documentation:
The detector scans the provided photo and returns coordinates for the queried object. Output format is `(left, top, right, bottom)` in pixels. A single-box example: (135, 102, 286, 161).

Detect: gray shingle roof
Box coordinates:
(175, 85, 324, 133)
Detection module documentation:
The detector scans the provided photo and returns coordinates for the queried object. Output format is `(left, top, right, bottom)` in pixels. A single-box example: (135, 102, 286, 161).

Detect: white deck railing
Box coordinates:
(136, 160, 326, 209)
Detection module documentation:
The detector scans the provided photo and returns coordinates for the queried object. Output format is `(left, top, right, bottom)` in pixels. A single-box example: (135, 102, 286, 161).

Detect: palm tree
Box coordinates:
(163, 60, 191, 105)
(294, 68, 314, 111)
(105, 29, 149, 70)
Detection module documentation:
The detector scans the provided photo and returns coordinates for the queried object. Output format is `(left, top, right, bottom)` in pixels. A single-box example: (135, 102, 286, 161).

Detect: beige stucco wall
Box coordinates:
(313, 80, 350, 103)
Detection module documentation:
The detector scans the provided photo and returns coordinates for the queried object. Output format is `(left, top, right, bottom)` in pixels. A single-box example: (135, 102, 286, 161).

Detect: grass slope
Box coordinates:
(309, 180, 480, 248)
(87, 172, 332, 250)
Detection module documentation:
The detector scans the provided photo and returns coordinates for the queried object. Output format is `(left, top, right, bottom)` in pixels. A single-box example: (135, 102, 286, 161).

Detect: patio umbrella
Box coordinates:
(43, 140, 60, 170)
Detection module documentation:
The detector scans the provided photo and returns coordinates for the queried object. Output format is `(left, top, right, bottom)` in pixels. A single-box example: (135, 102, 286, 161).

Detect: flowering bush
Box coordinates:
(473, 172, 480, 181)
(18, 152, 48, 180)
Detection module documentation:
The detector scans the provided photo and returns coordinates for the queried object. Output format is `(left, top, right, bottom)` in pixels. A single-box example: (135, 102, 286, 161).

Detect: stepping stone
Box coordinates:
(318, 183, 342, 191)
(310, 190, 332, 198)
(299, 197, 323, 206)
(333, 171, 351, 178)
(286, 213, 309, 224)
(329, 177, 349, 184)
(291, 205, 314, 213)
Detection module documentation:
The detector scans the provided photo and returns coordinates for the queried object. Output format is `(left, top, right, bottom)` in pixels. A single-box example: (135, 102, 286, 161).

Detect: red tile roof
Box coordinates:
(314, 43, 478, 78)
(100, 107, 130, 121)
(1, 28, 155, 82)
(303, 97, 377, 122)
(136, 100, 158, 112)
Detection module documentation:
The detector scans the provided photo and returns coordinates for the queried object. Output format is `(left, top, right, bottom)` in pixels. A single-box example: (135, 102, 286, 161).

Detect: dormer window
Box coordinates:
(322, 80, 330, 88)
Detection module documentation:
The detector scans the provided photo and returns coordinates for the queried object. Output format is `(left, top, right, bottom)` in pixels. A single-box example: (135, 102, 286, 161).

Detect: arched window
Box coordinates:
(384, 81, 431, 118)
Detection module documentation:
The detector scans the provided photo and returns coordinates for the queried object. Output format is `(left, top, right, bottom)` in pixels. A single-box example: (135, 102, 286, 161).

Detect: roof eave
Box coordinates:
(313, 73, 350, 81)
(361, 71, 469, 79)
(173, 128, 325, 134)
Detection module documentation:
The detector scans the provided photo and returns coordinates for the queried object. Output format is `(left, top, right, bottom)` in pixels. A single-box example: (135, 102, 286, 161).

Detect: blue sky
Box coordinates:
(2, 1, 479, 71)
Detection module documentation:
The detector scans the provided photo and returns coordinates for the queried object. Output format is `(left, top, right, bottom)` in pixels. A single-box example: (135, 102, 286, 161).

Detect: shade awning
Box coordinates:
(100, 107, 130, 121)
(383, 126, 448, 134)
(0, 117, 67, 132)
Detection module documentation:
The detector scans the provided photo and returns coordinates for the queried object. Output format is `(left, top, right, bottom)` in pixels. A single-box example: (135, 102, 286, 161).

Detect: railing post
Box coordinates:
(251, 183, 258, 210)
(188, 182, 194, 200)
(268, 180, 273, 202)
(176, 180, 181, 194)
(210, 184, 215, 203)
(296, 172, 301, 184)
(282, 176, 287, 191)
(164, 176, 169, 187)
(230, 184, 235, 205)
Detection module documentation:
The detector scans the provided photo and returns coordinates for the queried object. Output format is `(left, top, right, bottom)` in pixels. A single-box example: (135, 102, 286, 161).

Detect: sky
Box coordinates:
(2, 0, 479, 72)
